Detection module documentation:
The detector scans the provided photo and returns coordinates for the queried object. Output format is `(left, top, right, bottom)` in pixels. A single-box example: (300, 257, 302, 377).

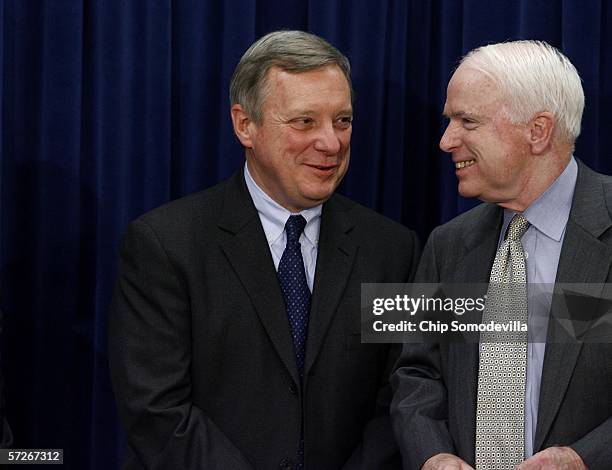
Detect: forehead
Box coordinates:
(444, 66, 504, 117)
(263, 65, 352, 112)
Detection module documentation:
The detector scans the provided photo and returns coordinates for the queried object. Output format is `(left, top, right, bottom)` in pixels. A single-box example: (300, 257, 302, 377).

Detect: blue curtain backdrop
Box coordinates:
(1, 0, 610, 468)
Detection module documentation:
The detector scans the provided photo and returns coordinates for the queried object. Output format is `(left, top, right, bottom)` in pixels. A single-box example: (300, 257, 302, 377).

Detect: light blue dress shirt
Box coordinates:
(243, 163, 321, 292)
(497, 157, 578, 458)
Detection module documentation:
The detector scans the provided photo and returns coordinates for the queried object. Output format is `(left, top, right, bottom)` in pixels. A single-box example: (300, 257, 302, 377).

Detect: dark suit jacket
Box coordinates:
(390, 161, 612, 470)
(109, 171, 420, 470)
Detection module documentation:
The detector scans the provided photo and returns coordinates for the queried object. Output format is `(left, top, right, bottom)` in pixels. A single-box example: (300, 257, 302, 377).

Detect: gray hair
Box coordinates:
(461, 40, 584, 143)
(230, 30, 352, 123)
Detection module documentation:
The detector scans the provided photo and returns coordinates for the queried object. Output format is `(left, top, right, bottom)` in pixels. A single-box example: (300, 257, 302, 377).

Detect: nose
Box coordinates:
(439, 121, 460, 153)
(313, 121, 342, 155)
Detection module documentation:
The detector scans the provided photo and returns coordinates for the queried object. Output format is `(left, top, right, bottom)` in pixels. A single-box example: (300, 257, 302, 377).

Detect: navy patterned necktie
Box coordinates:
(277, 215, 311, 379)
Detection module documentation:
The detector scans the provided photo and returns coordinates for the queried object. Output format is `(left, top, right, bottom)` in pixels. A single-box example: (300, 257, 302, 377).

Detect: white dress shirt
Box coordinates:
(243, 163, 322, 292)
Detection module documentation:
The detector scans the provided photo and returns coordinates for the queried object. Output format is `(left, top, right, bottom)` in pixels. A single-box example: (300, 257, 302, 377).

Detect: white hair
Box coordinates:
(461, 40, 584, 143)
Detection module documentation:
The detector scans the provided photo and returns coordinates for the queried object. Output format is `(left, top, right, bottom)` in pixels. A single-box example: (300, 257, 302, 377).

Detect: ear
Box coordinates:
(528, 112, 555, 154)
(230, 104, 256, 148)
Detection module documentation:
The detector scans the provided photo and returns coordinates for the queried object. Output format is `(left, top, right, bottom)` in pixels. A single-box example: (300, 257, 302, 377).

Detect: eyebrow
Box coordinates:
(442, 110, 480, 120)
(287, 107, 353, 115)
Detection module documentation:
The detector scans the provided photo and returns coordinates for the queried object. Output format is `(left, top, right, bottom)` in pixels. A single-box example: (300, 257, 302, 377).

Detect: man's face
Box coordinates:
(242, 65, 352, 212)
(440, 66, 532, 205)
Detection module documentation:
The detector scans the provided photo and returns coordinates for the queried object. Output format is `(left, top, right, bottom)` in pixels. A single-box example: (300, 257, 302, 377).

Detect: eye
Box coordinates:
(289, 117, 315, 130)
(335, 115, 353, 130)
(461, 117, 478, 129)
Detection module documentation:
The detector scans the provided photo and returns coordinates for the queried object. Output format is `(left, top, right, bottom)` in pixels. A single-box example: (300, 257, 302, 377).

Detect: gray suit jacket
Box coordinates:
(390, 161, 612, 470)
(109, 171, 420, 470)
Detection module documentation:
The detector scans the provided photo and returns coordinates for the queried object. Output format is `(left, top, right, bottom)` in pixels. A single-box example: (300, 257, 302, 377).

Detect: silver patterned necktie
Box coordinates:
(476, 214, 531, 470)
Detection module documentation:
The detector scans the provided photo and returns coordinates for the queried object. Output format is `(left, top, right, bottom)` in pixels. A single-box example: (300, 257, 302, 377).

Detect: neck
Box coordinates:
(498, 151, 572, 212)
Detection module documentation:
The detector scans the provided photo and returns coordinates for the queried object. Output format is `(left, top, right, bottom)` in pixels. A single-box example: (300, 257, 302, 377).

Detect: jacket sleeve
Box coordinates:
(108, 219, 253, 470)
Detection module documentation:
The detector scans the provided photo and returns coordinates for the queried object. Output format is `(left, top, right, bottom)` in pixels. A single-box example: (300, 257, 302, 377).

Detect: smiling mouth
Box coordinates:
(455, 159, 475, 169)
(308, 164, 337, 171)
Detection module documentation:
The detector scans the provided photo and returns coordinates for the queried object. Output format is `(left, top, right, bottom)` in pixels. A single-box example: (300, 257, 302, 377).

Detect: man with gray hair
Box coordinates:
(110, 30, 419, 469)
(391, 40, 611, 470)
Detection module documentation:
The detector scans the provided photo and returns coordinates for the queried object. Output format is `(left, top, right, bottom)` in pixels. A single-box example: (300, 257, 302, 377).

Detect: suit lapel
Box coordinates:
(451, 204, 502, 458)
(456, 203, 502, 283)
(217, 172, 300, 383)
(304, 195, 357, 378)
(534, 161, 612, 450)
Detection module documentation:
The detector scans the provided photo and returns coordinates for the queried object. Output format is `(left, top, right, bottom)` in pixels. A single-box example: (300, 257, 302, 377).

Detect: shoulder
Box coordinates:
(428, 202, 499, 246)
(576, 161, 612, 207)
(326, 193, 419, 249)
(329, 193, 416, 233)
(325, 193, 421, 280)
(570, 160, 612, 239)
(142, 183, 225, 226)
(125, 177, 233, 245)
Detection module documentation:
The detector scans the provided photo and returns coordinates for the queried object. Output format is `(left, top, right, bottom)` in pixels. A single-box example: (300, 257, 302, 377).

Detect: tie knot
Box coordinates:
(285, 215, 307, 244)
(505, 214, 530, 241)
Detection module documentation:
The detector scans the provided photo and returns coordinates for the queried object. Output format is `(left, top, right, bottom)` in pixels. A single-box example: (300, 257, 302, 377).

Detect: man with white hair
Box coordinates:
(391, 40, 611, 470)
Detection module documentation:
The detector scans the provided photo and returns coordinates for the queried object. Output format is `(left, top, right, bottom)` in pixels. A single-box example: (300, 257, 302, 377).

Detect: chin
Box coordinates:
(307, 192, 333, 203)
(301, 183, 337, 201)
(297, 192, 331, 208)
(457, 185, 477, 199)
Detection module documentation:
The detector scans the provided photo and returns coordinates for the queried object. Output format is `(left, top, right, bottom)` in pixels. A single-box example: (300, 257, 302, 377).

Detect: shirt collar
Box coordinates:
(503, 156, 578, 242)
(243, 162, 322, 246)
